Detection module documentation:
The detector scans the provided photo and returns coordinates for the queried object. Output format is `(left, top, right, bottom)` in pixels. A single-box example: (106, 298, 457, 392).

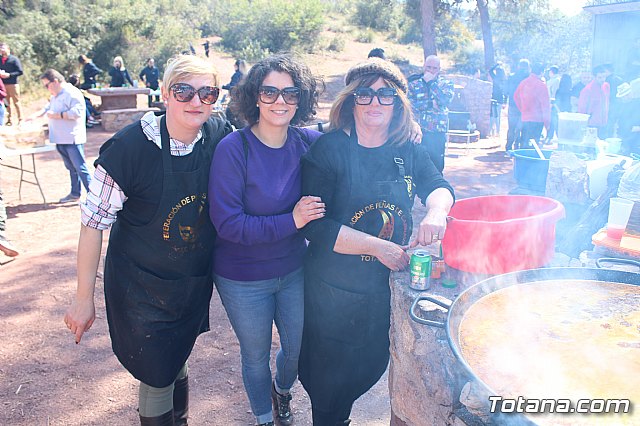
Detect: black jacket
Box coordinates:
(108, 67, 134, 87)
(0, 54, 23, 85)
(82, 62, 102, 88)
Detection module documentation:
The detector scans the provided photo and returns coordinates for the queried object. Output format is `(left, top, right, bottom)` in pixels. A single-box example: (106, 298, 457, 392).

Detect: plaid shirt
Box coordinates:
(80, 112, 203, 230)
(408, 75, 455, 134)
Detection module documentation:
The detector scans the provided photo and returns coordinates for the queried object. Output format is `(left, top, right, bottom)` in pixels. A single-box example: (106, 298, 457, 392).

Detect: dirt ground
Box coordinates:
(0, 39, 517, 426)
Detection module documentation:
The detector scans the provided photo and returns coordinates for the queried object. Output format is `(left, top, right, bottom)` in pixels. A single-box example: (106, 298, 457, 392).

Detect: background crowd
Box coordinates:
(484, 56, 640, 156)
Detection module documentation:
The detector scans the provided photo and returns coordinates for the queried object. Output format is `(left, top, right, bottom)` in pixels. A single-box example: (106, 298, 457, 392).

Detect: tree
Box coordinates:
(490, 0, 592, 75)
(476, 0, 495, 69)
(420, 0, 437, 56)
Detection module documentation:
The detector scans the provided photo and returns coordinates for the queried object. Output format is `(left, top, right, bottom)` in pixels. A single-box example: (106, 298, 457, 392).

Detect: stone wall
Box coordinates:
(101, 108, 160, 132)
(389, 268, 495, 426)
(445, 75, 492, 138)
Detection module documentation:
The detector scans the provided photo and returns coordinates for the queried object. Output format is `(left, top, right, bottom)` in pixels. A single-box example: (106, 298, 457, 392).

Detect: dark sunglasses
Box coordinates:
(170, 83, 220, 105)
(258, 86, 301, 105)
(353, 87, 397, 106)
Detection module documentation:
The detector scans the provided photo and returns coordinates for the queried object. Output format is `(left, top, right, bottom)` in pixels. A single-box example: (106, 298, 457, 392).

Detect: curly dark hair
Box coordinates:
(230, 54, 323, 126)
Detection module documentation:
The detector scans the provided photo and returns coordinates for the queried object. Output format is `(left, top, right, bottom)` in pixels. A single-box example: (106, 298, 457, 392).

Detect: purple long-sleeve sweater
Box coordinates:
(209, 127, 321, 281)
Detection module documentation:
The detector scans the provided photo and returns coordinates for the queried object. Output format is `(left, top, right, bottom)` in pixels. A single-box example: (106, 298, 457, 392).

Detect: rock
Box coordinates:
(446, 75, 492, 138)
(101, 107, 160, 132)
(389, 272, 468, 426)
(545, 151, 589, 205)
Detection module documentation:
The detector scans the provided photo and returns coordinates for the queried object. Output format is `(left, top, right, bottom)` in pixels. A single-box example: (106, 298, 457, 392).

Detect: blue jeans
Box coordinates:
(56, 144, 91, 197)
(0, 101, 5, 126)
(214, 267, 304, 424)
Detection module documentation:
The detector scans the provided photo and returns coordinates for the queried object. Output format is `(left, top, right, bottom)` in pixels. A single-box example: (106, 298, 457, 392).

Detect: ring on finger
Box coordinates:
(431, 234, 439, 242)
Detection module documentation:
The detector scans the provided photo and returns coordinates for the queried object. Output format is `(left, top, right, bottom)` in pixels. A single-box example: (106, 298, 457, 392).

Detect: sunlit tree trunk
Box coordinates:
(421, 0, 437, 57)
(477, 0, 495, 69)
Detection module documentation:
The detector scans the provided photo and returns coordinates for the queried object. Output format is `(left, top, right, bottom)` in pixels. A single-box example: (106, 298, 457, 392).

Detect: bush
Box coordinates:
(0, 0, 202, 92)
(239, 40, 271, 62)
(352, 0, 397, 31)
(451, 43, 485, 74)
(322, 0, 353, 15)
(392, 0, 473, 52)
(356, 29, 375, 43)
(328, 35, 346, 52)
(220, 0, 324, 54)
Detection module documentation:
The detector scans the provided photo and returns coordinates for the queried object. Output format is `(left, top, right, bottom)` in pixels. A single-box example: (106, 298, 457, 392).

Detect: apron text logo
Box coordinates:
(163, 193, 206, 240)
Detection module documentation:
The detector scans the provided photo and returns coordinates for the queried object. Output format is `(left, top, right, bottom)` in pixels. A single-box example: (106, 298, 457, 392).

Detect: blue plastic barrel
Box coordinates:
(510, 149, 554, 192)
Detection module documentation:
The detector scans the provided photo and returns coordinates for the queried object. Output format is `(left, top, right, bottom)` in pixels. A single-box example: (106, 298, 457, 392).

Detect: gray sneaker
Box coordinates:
(59, 194, 81, 203)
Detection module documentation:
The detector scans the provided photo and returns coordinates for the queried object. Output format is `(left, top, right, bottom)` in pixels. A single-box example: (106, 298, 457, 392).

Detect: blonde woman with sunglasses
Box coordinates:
(208, 54, 325, 426)
(64, 54, 232, 425)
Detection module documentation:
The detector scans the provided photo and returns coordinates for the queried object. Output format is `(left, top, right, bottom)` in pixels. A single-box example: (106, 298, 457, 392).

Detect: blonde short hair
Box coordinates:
(113, 56, 125, 68)
(162, 55, 219, 93)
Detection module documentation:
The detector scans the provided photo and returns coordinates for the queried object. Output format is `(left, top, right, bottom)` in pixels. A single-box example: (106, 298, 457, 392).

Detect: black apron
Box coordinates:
(104, 116, 215, 388)
(299, 131, 414, 417)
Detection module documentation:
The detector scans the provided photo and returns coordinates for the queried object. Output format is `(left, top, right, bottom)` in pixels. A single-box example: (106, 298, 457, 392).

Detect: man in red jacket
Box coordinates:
(514, 63, 550, 148)
(578, 65, 610, 139)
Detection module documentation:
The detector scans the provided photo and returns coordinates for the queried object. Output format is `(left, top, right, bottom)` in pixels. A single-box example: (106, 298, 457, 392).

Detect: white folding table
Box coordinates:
(0, 143, 57, 205)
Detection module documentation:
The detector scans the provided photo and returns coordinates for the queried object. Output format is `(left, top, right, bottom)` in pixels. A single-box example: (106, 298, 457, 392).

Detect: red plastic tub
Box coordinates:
(441, 195, 565, 274)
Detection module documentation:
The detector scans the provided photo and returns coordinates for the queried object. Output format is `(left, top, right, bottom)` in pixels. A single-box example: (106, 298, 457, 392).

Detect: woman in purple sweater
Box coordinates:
(208, 54, 325, 426)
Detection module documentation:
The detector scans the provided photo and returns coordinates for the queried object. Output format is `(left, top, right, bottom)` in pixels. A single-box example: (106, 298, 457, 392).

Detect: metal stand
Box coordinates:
(1, 144, 56, 206)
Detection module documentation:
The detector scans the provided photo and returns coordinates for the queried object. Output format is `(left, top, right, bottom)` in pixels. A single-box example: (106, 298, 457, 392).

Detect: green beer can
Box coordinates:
(410, 250, 432, 291)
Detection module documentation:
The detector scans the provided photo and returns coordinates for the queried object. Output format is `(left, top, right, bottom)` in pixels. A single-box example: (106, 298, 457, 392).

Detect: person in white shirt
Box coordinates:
(546, 65, 561, 99)
(28, 69, 91, 203)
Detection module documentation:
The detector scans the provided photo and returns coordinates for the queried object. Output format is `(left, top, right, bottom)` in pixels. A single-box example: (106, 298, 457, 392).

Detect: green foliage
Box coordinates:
(218, 0, 324, 55)
(0, 0, 202, 91)
(327, 35, 346, 52)
(356, 29, 375, 43)
(320, 0, 354, 15)
(352, 0, 397, 31)
(491, 1, 592, 75)
(451, 42, 485, 73)
(393, 0, 474, 52)
(239, 40, 271, 63)
(436, 14, 475, 53)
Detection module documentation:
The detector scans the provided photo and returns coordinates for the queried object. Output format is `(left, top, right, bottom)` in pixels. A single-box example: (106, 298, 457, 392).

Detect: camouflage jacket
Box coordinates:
(408, 75, 455, 133)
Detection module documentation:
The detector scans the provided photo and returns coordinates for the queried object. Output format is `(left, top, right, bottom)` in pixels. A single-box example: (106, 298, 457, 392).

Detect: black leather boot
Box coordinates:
(173, 376, 189, 426)
(140, 409, 175, 426)
(271, 382, 293, 425)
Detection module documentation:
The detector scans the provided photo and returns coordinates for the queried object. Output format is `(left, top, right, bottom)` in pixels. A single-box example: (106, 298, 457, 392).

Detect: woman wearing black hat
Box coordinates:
(299, 58, 455, 425)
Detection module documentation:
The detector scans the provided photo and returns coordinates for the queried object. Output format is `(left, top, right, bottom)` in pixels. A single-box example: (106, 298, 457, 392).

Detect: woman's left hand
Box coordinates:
(410, 207, 449, 247)
(293, 195, 325, 229)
